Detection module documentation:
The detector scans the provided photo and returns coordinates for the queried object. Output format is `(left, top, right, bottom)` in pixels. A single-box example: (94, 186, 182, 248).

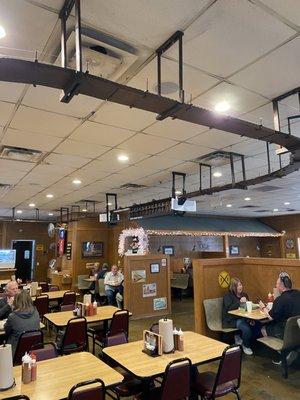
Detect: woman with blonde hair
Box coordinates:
(222, 277, 254, 355)
(4, 290, 40, 357)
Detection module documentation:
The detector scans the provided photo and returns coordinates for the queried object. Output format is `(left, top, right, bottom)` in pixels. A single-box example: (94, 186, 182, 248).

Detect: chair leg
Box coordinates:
(233, 389, 241, 400)
(281, 351, 288, 379)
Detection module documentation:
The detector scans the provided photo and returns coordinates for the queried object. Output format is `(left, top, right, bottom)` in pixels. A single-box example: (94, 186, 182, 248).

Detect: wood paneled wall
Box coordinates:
(193, 257, 300, 335)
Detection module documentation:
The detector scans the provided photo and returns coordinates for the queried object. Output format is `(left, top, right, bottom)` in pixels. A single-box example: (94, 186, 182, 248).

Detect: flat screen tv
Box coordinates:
(0, 249, 16, 269)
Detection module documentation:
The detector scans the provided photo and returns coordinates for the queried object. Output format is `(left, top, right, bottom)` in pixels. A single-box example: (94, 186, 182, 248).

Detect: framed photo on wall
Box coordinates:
(162, 246, 174, 256)
(82, 241, 103, 258)
(150, 263, 160, 273)
(229, 245, 239, 255)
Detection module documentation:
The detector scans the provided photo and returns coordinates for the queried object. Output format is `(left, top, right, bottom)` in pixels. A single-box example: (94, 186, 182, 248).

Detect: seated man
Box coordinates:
(104, 265, 124, 307)
(259, 272, 300, 365)
(0, 281, 19, 320)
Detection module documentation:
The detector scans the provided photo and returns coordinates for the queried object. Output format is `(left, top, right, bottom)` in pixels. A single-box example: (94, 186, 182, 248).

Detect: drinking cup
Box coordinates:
(246, 301, 253, 313)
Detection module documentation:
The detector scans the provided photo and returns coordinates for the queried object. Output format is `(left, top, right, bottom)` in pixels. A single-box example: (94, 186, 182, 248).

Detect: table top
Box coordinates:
(0, 322, 45, 336)
(103, 331, 227, 378)
(31, 290, 80, 301)
(84, 277, 97, 282)
(3, 352, 123, 400)
(228, 308, 267, 320)
(43, 305, 120, 327)
(0, 279, 10, 285)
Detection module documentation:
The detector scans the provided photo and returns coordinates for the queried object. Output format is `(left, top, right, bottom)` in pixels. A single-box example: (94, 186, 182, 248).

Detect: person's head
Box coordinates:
(102, 263, 108, 271)
(13, 290, 34, 311)
(229, 277, 243, 296)
(5, 281, 19, 298)
(276, 272, 292, 293)
(111, 265, 118, 275)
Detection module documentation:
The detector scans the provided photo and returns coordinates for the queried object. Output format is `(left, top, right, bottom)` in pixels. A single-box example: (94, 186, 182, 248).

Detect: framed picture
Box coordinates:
(82, 241, 103, 258)
(229, 245, 239, 255)
(150, 263, 160, 274)
(162, 246, 174, 256)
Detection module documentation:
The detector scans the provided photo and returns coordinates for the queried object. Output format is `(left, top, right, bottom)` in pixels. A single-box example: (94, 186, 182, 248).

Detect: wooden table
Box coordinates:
(31, 290, 80, 301)
(43, 305, 120, 328)
(2, 352, 123, 400)
(228, 308, 267, 320)
(0, 322, 46, 336)
(103, 331, 227, 378)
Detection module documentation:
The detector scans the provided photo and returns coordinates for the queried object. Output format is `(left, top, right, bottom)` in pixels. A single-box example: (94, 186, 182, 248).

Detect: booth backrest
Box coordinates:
(171, 273, 189, 290)
(203, 298, 223, 331)
(77, 275, 90, 290)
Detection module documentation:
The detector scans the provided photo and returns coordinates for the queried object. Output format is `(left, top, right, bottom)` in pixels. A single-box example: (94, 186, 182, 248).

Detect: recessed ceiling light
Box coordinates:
(214, 101, 230, 113)
(72, 179, 82, 185)
(284, 202, 290, 205)
(244, 197, 251, 201)
(0, 25, 6, 39)
(226, 204, 232, 208)
(82, 208, 87, 212)
(29, 203, 35, 207)
(273, 208, 279, 212)
(118, 154, 129, 162)
(213, 171, 222, 178)
(48, 213, 53, 216)
(107, 202, 112, 206)
(175, 190, 182, 195)
(16, 210, 22, 214)
(46, 194, 53, 198)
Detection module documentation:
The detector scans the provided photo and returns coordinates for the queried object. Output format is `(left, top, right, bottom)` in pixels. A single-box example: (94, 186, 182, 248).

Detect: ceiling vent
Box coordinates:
(0, 146, 44, 163)
(57, 29, 138, 80)
(254, 185, 282, 192)
(256, 209, 271, 212)
(120, 183, 147, 189)
(239, 205, 258, 208)
(195, 151, 242, 166)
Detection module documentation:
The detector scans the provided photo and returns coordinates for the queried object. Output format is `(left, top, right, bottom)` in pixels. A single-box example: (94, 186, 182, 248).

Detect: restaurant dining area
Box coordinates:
(0, 0, 300, 399)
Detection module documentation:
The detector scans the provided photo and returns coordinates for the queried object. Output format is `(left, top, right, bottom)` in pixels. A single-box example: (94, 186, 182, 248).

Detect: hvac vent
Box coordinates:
(255, 209, 271, 213)
(0, 183, 12, 198)
(195, 151, 242, 166)
(120, 183, 147, 189)
(254, 185, 282, 192)
(239, 205, 259, 208)
(0, 146, 43, 163)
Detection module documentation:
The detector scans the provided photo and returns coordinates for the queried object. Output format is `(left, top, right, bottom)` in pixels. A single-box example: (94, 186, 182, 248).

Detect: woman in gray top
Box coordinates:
(4, 290, 40, 357)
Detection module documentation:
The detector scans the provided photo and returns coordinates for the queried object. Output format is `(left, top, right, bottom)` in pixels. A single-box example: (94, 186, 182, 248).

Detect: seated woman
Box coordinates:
(222, 277, 254, 355)
(4, 290, 40, 357)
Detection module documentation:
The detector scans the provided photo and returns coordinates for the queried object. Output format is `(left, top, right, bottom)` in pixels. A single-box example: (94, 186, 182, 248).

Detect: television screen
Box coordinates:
(0, 249, 16, 269)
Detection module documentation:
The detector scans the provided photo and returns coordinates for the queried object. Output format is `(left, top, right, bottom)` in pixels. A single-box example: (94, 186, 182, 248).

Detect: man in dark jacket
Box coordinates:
(0, 281, 19, 320)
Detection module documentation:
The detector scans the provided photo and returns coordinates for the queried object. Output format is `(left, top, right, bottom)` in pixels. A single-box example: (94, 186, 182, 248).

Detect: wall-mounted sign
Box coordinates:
(66, 242, 72, 260)
(58, 228, 66, 257)
(285, 239, 295, 250)
(36, 244, 44, 252)
(161, 258, 167, 267)
(153, 297, 167, 311)
(142, 283, 157, 297)
(286, 253, 296, 259)
(132, 270, 146, 283)
(218, 271, 230, 288)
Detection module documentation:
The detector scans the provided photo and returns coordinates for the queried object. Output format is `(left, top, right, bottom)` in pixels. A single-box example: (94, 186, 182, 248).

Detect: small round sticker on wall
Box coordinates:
(218, 271, 230, 288)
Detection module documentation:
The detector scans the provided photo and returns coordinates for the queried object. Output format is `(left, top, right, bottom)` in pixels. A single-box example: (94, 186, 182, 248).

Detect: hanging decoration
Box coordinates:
(118, 228, 149, 256)
(145, 229, 283, 238)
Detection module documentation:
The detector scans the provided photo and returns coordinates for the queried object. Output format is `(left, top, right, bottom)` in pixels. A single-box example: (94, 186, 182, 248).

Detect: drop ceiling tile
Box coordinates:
(143, 118, 208, 141)
(158, 143, 213, 161)
(193, 82, 267, 116)
(0, 170, 27, 184)
(10, 106, 80, 137)
(0, 82, 25, 103)
(70, 121, 135, 147)
(1, 128, 62, 151)
(97, 149, 149, 172)
(222, 138, 266, 157)
(133, 156, 181, 175)
(230, 37, 300, 99)
(168, 0, 295, 77)
(0, 159, 33, 172)
(260, 0, 300, 26)
(0, 102, 15, 126)
(187, 128, 243, 148)
(45, 153, 90, 168)
(55, 139, 109, 158)
(119, 133, 177, 155)
(22, 86, 101, 118)
(91, 102, 155, 131)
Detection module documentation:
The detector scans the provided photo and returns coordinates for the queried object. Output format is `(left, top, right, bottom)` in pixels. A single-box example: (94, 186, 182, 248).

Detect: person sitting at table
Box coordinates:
(259, 272, 300, 365)
(222, 277, 254, 355)
(0, 281, 19, 320)
(4, 290, 40, 357)
(104, 265, 124, 306)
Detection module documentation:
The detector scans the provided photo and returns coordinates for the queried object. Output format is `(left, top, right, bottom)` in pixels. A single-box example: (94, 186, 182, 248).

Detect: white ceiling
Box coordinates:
(0, 0, 299, 220)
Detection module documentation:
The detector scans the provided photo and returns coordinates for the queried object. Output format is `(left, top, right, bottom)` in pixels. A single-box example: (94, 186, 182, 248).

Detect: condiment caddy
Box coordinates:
(73, 301, 97, 317)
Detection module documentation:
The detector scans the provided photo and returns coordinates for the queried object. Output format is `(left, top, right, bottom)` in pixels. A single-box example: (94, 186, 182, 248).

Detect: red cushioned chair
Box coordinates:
(58, 317, 88, 355)
(67, 378, 105, 400)
(39, 282, 49, 293)
(30, 342, 58, 361)
(14, 330, 44, 366)
(61, 291, 76, 306)
(49, 285, 60, 291)
(136, 357, 192, 400)
(192, 345, 242, 400)
(34, 294, 49, 317)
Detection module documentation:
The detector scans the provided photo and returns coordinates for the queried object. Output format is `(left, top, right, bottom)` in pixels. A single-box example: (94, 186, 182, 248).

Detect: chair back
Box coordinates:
(3, 396, 30, 399)
(61, 317, 87, 354)
(49, 285, 60, 292)
(34, 295, 49, 317)
(106, 331, 128, 347)
(30, 342, 58, 361)
(98, 279, 106, 297)
(203, 298, 223, 331)
(60, 303, 75, 312)
(282, 316, 300, 350)
(14, 330, 44, 365)
(77, 275, 90, 290)
(160, 358, 191, 400)
(39, 282, 49, 293)
(67, 378, 105, 400)
(171, 273, 189, 290)
(212, 345, 242, 397)
(108, 309, 129, 338)
(62, 291, 76, 306)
